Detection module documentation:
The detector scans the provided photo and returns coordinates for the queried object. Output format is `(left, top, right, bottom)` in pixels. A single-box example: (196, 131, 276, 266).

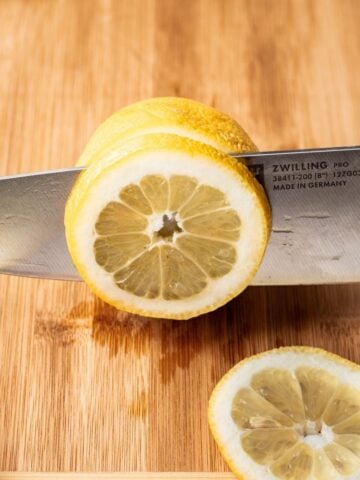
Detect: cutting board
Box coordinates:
(1, 0, 360, 473)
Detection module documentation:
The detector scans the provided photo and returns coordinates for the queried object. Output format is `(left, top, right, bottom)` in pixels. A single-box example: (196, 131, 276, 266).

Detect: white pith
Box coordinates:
(302, 424, 333, 448)
(147, 213, 169, 235)
(209, 350, 360, 480)
(71, 150, 266, 316)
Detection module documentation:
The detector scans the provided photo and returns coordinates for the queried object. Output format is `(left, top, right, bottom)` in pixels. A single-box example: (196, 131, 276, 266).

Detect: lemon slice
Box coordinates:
(65, 133, 270, 319)
(77, 97, 257, 167)
(209, 347, 360, 480)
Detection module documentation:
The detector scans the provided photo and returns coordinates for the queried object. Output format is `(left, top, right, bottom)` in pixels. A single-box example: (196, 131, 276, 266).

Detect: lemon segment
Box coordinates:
(114, 246, 161, 299)
(231, 388, 294, 429)
(119, 184, 152, 214)
(94, 234, 150, 273)
(95, 201, 147, 234)
(312, 449, 338, 480)
(295, 367, 338, 421)
(168, 175, 198, 211)
(176, 235, 236, 278)
(140, 175, 169, 213)
(324, 443, 360, 475)
(179, 184, 229, 218)
(209, 346, 360, 480)
(241, 429, 299, 465)
(66, 133, 270, 319)
(271, 444, 314, 480)
(335, 433, 360, 456)
(323, 385, 360, 426)
(251, 368, 305, 423)
(333, 411, 360, 434)
(160, 245, 207, 300)
(182, 209, 240, 241)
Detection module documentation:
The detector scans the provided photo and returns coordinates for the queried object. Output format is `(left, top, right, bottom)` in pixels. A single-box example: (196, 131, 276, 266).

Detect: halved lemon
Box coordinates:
(65, 133, 270, 319)
(209, 347, 360, 480)
(77, 97, 257, 167)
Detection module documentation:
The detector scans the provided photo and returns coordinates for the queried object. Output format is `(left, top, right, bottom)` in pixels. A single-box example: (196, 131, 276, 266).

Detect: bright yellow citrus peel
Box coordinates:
(65, 98, 270, 319)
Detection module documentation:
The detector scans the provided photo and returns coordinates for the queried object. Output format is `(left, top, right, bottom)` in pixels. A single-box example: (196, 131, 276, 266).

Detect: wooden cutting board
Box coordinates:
(1, 0, 360, 473)
(0, 475, 234, 479)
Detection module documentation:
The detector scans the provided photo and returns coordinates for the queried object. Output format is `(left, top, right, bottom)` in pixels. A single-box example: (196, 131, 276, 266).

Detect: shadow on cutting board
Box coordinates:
(87, 282, 360, 380)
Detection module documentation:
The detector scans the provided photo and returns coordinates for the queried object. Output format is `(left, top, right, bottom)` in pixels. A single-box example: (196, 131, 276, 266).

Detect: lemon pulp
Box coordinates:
(94, 174, 240, 300)
(209, 347, 360, 480)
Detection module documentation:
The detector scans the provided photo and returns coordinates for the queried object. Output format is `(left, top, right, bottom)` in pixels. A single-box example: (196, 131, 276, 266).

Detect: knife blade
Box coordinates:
(0, 146, 359, 284)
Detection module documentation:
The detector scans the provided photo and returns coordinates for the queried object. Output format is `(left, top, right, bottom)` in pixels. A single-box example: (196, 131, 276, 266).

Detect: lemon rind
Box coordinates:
(78, 97, 257, 167)
(208, 346, 360, 480)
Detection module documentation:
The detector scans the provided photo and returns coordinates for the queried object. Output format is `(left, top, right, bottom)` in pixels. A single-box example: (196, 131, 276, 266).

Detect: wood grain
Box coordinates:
(1, 0, 360, 473)
(0, 474, 234, 480)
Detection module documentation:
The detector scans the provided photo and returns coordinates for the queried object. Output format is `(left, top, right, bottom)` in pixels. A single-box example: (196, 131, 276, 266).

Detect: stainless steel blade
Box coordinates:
(0, 146, 359, 284)
(241, 146, 360, 284)
(0, 168, 82, 280)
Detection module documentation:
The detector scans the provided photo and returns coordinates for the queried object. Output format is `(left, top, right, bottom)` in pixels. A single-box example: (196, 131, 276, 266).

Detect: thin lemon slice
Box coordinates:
(78, 97, 257, 167)
(209, 347, 360, 480)
(65, 133, 270, 319)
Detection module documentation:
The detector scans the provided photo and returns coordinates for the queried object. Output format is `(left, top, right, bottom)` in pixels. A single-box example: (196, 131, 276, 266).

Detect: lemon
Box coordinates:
(77, 97, 257, 167)
(208, 347, 360, 480)
(67, 97, 270, 319)
(65, 133, 270, 319)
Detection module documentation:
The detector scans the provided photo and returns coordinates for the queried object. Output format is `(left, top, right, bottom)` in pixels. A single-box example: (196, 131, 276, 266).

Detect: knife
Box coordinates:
(0, 146, 359, 285)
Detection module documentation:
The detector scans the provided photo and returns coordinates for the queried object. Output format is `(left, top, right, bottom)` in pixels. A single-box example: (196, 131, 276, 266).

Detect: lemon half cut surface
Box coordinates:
(209, 347, 360, 480)
(65, 133, 270, 319)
